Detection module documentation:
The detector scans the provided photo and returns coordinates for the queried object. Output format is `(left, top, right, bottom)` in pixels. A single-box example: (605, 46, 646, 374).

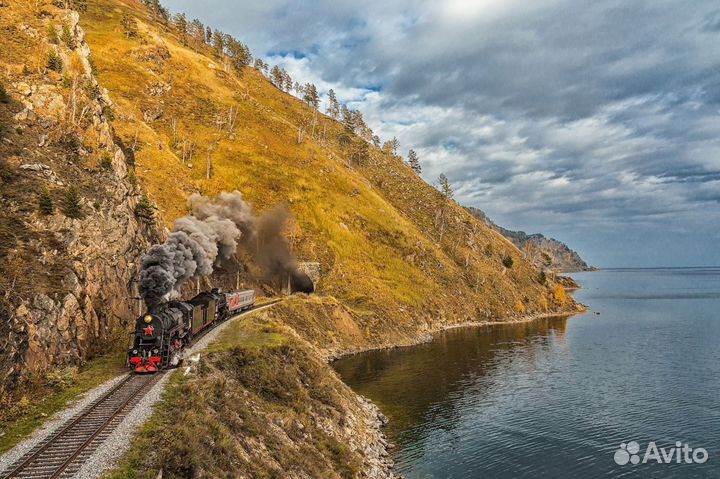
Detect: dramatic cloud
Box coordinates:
(165, 0, 720, 267)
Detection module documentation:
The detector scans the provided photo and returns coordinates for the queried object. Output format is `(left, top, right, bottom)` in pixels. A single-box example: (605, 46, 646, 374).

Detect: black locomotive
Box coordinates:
(128, 288, 256, 373)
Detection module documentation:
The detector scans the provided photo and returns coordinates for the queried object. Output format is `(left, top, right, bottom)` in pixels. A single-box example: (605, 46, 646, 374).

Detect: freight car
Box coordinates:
(128, 288, 256, 373)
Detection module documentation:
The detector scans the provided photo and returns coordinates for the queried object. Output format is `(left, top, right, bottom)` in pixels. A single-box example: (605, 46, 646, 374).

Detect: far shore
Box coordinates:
(329, 284, 587, 362)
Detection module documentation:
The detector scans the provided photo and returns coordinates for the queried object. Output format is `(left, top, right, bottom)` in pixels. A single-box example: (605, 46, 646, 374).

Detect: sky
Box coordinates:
(163, 0, 720, 267)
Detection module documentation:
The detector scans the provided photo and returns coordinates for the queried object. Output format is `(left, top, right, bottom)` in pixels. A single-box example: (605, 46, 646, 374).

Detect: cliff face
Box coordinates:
(518, 235, 592, 273)
(0, 5, 162, 392)
(466, 207, 593, 273)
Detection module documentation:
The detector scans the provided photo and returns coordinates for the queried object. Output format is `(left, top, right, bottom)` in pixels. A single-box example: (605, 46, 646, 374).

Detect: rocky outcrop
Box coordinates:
(0, 8, 162, 391)
(466, 206, 594, 272)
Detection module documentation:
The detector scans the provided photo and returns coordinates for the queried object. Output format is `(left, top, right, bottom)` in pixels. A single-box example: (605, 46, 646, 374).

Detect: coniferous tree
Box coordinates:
(147, 0, 168, 22)
(64, 0, 87, 12)
(389, 137, 400, 157)
(173, 13, 188, 45)
(134, 195, 155, 224)
(340, 104, 353, 130)
(225, 37, 252, 72)
(189, 19, 205, 51)
(407, 149, 421, 174)
(47, 24, 59, 44)
(283, 71, 293, 91)
(439, 173, 453, 200)
(351, 110, 369, 138)
(61, 23, 76, 49)
(206, 26, 213, 44)
(62, 187, 83, 219)
(47, 49, 63, 72)
(0, 82, 8, 103)
(38, 188, 54, 215)
(270, 65, 283, 88)
(437, 173, 453, 242)
(302, 83, 320, 108)
(212, 29, 225, 58)
(121, 13, 138, 38)
(326, 89, 340, 119)
(382, 137, 400, 158)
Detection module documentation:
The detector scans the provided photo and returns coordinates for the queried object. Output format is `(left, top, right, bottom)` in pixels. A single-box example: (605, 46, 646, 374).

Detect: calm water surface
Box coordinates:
(333, 268, 720, 478)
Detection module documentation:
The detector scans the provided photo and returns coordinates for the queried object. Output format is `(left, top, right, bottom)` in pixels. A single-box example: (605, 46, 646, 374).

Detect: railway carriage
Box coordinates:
(128, 288, 256, 373)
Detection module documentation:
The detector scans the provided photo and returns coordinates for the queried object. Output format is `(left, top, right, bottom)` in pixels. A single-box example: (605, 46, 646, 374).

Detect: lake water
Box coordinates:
(333, 268, 720, 478)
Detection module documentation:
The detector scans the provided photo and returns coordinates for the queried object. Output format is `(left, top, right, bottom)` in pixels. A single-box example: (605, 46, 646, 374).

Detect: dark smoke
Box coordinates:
(139, 191, 310, 307)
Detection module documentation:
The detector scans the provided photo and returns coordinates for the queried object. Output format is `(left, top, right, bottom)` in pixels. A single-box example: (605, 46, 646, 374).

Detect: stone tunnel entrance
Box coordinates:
(289, 262, 320, 294)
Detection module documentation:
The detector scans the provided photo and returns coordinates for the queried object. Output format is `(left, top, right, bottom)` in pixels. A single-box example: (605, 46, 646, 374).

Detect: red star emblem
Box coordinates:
(143, 325, 155, 336)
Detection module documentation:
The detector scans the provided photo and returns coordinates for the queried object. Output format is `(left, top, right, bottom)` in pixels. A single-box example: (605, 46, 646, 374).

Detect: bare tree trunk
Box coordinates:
(131, 128, 139, 153)
(228, 105, 238, 133)
(171, 118, 177, 147)
(206, 149, 212, 179)
(311, 110, 317, 140)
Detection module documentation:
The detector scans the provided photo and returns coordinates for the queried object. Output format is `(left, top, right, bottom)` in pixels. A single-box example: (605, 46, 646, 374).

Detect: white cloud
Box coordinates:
(163, 0, 720, 266)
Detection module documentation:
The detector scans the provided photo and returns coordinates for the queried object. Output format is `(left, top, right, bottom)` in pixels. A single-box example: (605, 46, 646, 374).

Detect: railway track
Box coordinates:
(1, 298, 281, 479)
(0, 373, 164, 479)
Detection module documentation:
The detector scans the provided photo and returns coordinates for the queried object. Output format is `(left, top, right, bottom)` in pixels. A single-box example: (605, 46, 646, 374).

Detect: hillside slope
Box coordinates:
(0, 0, 581, 385)
(81, 0, 577, 341)
(467, 206, 594, 273)
(0, 2, 163, 399)
(0, 1, 583, 475)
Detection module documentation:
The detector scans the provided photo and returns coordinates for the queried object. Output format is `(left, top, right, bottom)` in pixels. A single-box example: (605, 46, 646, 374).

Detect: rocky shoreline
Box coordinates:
(327, 294, 585, 478)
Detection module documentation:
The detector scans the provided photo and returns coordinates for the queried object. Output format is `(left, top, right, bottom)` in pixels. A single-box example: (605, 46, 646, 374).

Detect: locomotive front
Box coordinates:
(128, 313, 164, 373)
(128, 302, 193, 373)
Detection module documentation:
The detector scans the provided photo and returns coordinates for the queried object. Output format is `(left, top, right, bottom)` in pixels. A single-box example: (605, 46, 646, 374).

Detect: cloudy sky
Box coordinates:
(164, 0, 720, 267)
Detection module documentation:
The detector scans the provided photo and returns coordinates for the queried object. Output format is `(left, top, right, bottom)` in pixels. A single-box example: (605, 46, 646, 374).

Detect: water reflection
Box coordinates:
(335, 317, 569, 451)
(333, 268, 720, 478)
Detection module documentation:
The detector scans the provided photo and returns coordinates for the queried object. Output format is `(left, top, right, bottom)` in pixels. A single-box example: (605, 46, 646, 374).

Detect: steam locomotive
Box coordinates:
(128, 288, 256, 373)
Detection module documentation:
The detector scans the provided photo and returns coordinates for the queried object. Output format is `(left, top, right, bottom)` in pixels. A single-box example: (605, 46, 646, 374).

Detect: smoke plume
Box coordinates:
(139, 191, 312, 308)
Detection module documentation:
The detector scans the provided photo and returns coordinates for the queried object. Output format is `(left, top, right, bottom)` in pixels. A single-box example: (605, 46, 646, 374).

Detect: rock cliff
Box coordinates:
(0, 6, 161, 392)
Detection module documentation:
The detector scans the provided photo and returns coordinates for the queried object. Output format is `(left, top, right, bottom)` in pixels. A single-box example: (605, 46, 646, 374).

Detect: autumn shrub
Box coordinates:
(0, 82, 9, 103)
(502, 254, 514, 268)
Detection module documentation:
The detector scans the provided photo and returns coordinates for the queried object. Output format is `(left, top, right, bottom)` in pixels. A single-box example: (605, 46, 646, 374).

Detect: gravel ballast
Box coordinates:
(0, 374, 128, 473)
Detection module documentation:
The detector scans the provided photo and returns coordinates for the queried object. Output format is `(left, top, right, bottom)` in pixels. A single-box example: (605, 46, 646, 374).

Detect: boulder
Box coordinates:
(15, 82, 32, 96)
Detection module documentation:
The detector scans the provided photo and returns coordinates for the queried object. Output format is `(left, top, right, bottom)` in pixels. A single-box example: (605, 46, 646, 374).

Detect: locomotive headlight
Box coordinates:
(144, 315, 153, 324)
(133, 350, 138, 354)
